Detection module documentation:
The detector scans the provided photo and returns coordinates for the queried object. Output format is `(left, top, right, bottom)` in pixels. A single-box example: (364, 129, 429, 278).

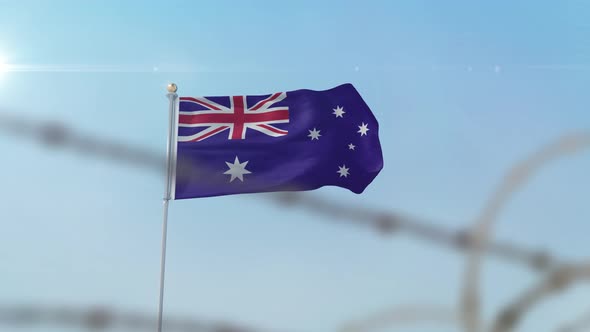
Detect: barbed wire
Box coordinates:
(491, 260, 590, 332)
(2, 111, 589, 332)
(460, 133, 590, 332)
(0, 304, 281, 332)
(0, 111, 560, 272)
(271, 192, 557, 271)
(358, 132, 590, 332)
(326, 133, 590, 332)
(0, 112, 164, 170)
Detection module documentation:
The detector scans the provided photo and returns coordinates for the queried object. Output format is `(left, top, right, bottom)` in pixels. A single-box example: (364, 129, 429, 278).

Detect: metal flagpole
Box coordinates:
(157, 83, 178, 332)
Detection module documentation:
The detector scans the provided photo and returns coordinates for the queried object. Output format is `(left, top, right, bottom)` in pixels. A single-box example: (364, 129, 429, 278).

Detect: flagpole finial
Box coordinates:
(167, 83, 178, 93)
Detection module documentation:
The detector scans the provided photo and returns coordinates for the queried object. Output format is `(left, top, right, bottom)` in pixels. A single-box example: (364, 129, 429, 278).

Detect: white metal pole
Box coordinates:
(157, 83, 178, 332)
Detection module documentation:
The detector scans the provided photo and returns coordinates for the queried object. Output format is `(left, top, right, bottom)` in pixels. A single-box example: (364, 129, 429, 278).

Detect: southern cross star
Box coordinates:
(308, 128, 321, 140)
(337, 164, 350, 178)
(348, 143, 356, 150)
(224, 156, 252, 182)
(332, 105, 345, 118)
(358, 122, 369, 136)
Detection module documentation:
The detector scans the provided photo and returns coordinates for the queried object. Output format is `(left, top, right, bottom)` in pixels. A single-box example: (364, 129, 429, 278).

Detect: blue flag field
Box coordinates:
(174, 83, 383, 199)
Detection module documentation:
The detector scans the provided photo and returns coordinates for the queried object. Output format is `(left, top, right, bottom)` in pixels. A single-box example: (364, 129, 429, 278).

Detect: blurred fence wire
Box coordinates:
(1, 110, 590, 332)
(0, 111, 559, 271)
(490, 260, 590, 332)
(461, 133, 590, 332)
(0, 304, 279, 332)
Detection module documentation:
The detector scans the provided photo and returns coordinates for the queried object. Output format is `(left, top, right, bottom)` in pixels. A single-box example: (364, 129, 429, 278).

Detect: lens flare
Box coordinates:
(0, 58, 7, 77)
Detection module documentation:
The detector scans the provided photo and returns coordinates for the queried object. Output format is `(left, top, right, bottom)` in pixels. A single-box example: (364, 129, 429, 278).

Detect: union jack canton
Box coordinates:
(178, 93, 289, 142)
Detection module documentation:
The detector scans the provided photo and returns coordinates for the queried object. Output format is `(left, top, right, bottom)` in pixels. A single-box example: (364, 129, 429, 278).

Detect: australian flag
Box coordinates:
(173, 83, 383, 199)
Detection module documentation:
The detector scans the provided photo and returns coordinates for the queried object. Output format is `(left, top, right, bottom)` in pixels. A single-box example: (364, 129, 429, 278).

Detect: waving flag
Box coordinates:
(174, 83, 383, 199)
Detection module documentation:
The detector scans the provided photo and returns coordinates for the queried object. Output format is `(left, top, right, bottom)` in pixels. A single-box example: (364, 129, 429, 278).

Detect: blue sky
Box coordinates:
(1, 1, 589, 331)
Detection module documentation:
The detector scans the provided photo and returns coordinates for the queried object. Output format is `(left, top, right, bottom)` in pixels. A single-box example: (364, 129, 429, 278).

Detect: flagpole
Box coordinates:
(157, 83, 178, 332)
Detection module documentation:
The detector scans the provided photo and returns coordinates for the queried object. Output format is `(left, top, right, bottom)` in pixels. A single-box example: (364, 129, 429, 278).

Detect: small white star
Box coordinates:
(223, 156, 252, 182)
(308, 128, 321, 140)
(348, 143, 356, 150)
(358, 122, 369, 136)
(337, 165, 350, 178)
(333, 105, 345, 118)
